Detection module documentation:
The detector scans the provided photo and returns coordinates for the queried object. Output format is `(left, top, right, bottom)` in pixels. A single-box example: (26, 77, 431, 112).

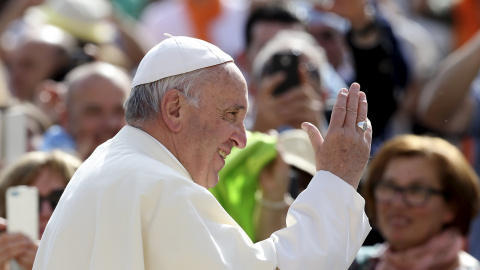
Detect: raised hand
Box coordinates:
(302, 83, 371, 189)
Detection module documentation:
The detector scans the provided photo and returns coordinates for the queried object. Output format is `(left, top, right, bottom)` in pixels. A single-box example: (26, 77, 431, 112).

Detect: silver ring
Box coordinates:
(357, 121, 367, 132)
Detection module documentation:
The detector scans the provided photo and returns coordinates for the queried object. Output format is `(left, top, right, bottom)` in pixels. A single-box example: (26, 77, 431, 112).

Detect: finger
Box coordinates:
(329, 88, 348, 128)
(355, 91, 368, 133)
(16, 242, 37, 269)
(301, 122, 324, 170)
(260, 72, 286, 97)
(356, 91, 367, 121)
(344, 83, 361, 128)
(365, 118, 373, 144)
(298, 63, 309, 85)
(0, 234, 28, 264)
(275, 85, 315, 106)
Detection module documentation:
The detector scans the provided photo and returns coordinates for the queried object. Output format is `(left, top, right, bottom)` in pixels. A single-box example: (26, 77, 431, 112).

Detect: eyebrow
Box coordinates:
(232, 105, 247, 111)
(382, 178, 432, 186)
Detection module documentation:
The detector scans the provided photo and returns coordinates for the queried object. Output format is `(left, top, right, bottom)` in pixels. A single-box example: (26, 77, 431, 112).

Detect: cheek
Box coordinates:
(76, 115, 103, 134)
(375, 203, 389, 224)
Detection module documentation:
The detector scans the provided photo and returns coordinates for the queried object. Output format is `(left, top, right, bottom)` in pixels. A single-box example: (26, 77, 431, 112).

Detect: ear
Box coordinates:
(34, 80, 67, 122)
(161, 89, 184, 133)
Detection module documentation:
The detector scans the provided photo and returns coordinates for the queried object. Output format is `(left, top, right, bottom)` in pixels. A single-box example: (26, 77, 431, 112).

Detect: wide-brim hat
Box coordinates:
(278, 129, 316, 176)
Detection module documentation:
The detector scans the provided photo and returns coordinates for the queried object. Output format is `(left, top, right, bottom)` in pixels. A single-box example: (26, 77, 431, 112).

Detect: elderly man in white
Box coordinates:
(33, 35, 372, 269)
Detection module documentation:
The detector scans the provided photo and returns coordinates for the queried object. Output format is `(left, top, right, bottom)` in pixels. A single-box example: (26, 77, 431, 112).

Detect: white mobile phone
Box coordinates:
(6, 186, 39, 270)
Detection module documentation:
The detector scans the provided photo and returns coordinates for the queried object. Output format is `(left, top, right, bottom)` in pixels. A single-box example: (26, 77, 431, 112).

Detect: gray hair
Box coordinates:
(124, 66, 219, 125)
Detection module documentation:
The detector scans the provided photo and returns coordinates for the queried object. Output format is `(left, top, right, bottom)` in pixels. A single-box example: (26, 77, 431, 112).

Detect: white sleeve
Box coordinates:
(271, 170, 371, 270)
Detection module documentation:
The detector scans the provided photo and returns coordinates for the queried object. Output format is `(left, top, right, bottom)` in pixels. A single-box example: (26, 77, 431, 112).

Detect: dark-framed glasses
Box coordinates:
(374, 182, 445, 207)
(38, 189, 64, 212)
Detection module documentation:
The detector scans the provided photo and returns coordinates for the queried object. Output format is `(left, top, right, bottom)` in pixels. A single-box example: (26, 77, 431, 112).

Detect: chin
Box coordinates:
(205, 174, 220, 189)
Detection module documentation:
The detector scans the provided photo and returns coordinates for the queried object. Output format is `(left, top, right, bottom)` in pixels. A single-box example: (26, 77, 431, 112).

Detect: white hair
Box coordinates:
(124, 65, 221, 126)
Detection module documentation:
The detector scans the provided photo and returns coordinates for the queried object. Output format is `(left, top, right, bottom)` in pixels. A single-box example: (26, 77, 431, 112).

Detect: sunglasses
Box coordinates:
(38, 189, 64, 212)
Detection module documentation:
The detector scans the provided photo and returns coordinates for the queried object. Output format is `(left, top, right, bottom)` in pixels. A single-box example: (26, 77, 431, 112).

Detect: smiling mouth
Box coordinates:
(218, 149, 227, 159)
(388, 216, 410, 227)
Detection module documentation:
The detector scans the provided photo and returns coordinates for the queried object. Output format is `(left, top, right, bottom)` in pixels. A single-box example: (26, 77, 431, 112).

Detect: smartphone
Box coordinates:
(6, 186, 39, 270)
(267, 51, 301, 97)
(6, 185, 38, 239)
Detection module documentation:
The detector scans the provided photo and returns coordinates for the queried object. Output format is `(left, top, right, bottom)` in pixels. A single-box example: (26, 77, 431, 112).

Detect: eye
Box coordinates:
(405, 185, 428, 196)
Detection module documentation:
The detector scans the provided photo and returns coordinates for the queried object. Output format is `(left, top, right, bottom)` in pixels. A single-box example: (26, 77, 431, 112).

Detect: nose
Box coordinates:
(231, 123, 247, 149)
(39, 200, 54, 218)
(389, 191, 408, 207)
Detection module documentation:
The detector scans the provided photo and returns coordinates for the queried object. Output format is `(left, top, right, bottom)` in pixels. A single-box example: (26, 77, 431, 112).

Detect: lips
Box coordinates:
(386, 214, 410, 227)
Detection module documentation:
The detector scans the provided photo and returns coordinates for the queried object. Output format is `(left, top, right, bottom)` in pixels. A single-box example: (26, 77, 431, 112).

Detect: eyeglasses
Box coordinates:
(374, 182, 445, 207)
(38, 189, 64, 212)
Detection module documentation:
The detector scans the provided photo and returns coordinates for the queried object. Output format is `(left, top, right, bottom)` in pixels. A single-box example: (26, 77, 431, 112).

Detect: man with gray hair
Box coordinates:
(34, 35, 372, 269)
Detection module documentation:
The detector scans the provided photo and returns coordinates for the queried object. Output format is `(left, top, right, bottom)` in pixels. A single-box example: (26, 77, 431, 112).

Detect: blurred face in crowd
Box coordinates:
(65, 74, 128, 159)
(308, 24, 345, 69)
(8, 41, 64, 101)
(246, 21, 304, 73)
(180, 64, 248, 188)
(30, 167, 66, 238)
(375, 156, 454, 251)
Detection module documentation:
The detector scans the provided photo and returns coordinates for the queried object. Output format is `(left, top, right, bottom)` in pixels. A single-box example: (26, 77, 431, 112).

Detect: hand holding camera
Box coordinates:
(252, 51, 324, 133)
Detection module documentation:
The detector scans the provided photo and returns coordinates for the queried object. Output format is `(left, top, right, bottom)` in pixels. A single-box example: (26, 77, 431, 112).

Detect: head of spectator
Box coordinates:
(249, 30, 328, 134)
(243, 3, 305, 74)
(307, 10, 349, 73)
(5, 24, 77, 101)
(0, 150, 82, 237)
(60, 62, 131, 160)
(354, 134, 480, 269)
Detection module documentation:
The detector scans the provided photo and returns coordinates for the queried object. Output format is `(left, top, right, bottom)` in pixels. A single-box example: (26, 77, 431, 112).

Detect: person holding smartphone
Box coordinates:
(250, 29, 329, 135)
(0, 151, 81, 270)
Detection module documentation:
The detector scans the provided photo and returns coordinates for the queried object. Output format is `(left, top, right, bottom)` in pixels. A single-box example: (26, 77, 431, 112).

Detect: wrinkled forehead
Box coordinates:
(199, 63, 248, 107)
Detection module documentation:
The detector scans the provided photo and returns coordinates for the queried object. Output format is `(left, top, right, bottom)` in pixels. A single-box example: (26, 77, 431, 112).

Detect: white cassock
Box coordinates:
(33, 126, 371, 270)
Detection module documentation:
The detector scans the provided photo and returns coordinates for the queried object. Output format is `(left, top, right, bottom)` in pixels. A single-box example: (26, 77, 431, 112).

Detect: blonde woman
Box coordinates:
(0, 151, 81, 270)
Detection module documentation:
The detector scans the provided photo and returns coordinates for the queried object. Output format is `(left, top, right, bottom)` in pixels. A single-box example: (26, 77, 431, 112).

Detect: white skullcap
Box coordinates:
(131, 35, 234, 88)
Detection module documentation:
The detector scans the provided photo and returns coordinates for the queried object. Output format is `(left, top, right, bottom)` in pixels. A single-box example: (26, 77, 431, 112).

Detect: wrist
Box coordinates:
(255, 190, 294, 210)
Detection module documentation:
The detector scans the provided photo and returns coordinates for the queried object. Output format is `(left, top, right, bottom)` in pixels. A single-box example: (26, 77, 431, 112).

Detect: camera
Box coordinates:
(264, 50, 301, 97)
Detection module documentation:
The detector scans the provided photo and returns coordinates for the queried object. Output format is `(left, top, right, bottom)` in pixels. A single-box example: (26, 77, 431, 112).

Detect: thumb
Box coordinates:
(301, 122, 324, 157)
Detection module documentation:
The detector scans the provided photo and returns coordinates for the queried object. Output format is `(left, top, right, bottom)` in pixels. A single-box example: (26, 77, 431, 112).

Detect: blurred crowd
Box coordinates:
(1, 0, 480, 269)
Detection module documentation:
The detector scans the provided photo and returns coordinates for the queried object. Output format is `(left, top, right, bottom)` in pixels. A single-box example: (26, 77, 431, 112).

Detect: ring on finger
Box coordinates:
(356, 121, 367, 132)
